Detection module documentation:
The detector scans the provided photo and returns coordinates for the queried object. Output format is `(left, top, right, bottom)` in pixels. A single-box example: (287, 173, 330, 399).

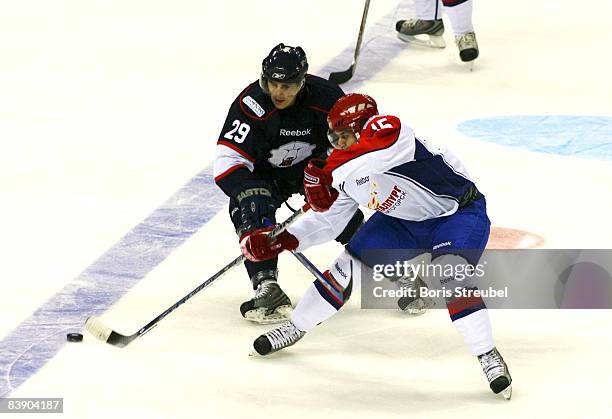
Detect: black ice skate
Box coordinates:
(240, 279, 292, 324)
(455, 31, 479, 69)
(395, 276, 436, 316)
(478, 347, 513, 400)
(252, 321, 305, 356)
(395, 19, 446, 48)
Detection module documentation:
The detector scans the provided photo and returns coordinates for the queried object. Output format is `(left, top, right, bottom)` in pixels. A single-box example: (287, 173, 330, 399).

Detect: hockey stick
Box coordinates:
(291, 251, 344, 302)
(85, 204, 310, 348)
(328, 0, 371, 84)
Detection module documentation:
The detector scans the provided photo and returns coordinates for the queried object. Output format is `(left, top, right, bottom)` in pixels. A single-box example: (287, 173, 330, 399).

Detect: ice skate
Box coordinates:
(395, 19, 446, 49)
(478, 347, 512, 400)
(252, 321, 305, 356)
(240, 279, 292, 324)
(455, 31, 479, 70)
(395, 276, 436, 316)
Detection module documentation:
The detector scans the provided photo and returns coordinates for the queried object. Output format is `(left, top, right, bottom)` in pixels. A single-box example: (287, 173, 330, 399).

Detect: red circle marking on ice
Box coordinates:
(487, 227, 544, 249)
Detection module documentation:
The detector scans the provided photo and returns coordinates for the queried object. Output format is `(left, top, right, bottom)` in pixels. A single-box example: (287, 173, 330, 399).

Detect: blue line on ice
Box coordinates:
(0, 5, 405, 396)
(0, 167, 225, 397)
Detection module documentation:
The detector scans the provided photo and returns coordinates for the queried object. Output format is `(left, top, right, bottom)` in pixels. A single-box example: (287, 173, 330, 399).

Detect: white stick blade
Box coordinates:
(85, 316, 113, 342)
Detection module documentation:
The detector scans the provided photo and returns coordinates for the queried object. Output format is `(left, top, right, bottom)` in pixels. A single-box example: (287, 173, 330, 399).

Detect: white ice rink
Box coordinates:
(1, 0, 612, 417)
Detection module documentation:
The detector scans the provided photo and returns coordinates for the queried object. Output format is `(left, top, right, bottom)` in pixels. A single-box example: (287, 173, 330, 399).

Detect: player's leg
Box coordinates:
(430, 198, 512, 398)
(252, 213, 427, 355)
(347, 212, 435, 314)
(396, 0, 446, 48)
(229, 196, 292, 324)
(442, 0, 479, 62)
(252, 250, 356, 355)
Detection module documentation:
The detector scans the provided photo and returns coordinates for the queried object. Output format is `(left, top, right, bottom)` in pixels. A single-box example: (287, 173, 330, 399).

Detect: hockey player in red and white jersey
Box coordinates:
(240, 93, 512, 399)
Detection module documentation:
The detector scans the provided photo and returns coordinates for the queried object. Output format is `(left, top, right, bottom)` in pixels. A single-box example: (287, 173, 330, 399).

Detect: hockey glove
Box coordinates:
(304, 159, 339, 212)
(234, 182, 278, 237)
(239, 226, 299, 262)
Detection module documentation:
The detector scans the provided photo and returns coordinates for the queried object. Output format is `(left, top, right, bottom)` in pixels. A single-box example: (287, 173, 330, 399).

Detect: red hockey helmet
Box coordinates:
(327, 93, 378, 142)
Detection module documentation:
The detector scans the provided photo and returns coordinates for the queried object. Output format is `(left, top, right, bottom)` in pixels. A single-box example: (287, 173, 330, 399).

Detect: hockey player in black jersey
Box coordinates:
(214, 43, 364, 324)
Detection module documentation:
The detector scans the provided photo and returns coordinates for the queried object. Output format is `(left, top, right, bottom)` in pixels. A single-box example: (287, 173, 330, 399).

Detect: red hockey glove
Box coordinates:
(304, 159, 339, 212)
(239, 226, 299, 262)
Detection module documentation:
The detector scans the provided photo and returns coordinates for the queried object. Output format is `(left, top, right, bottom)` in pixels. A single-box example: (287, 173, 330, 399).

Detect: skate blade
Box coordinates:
(243, 305, 293, 325)
(398, 297, 435, 316)
(397, 33, 446, 49)
(402, 308, 427, 316)
(500, 385, 512, 400)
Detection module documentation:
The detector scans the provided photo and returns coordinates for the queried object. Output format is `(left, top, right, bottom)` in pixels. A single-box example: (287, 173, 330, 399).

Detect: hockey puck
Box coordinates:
(67, 333, 83, 342)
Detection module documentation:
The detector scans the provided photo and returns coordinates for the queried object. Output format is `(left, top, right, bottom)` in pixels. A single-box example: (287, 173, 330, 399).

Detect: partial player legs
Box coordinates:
(396, 0, 479, 63)
(252, 251, 356, 355)
(229, 198, 293, 324)
(443, 0, 478, 62)
(429, 253, 512, 398)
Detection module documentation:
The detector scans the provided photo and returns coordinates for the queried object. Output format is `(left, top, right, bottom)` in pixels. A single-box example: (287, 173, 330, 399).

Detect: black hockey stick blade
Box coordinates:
(329, 65, 355, 85)
(328, 0, 370, 85)
(84, 204, 310, 348)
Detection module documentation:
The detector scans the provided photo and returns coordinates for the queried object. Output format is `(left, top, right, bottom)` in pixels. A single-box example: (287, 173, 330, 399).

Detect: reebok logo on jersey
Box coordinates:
(356, 176, 369, 186)
(242, 96, 265, 117)
(280, 128, 312, 137)
(334, 263, 348, 279)
(432, 241, 452, 250)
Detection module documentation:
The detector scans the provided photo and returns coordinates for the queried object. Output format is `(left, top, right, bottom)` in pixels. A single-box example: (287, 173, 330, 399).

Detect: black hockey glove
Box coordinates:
(234, 182, 278, 237)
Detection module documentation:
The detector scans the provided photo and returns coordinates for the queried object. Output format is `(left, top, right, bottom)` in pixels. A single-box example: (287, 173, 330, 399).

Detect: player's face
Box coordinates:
(267, 80, 301, 109)
(334, 129, 358, 150)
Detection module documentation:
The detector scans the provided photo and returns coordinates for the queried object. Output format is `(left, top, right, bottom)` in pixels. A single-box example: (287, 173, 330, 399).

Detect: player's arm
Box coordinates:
(240, 192, 358, 261)
(213, 101, 261, 196)
(286, 191, 358, 252)
(240, 159, 358, 261)
(214, 95, 278, 237)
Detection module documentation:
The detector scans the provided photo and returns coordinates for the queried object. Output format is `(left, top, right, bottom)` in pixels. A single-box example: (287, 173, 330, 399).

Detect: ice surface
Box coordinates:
(1, 0, 611, 417)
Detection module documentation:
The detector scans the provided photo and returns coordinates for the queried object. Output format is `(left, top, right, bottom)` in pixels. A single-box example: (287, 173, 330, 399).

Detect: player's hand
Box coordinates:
(240, 226, 299, 262)
(234, 182, 277, 237)
(304, 159, 339, 212)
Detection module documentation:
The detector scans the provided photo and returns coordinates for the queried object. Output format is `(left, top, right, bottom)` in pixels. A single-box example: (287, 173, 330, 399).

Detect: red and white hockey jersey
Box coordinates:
(287, 114, 480, 251)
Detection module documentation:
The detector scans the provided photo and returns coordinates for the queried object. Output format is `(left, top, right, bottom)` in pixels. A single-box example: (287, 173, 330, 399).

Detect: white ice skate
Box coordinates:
(455, 31, 479, 71)
(251, 321, 305, 356)
(478, 347, 513, 400)
(396, 19, 446, 49)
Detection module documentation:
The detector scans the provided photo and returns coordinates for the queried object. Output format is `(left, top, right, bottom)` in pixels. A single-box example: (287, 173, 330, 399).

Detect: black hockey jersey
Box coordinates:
(214, 75, 344, 200)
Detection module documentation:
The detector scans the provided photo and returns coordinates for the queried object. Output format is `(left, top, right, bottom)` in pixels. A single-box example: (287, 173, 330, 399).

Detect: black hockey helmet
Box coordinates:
(259, 43, 309, 94)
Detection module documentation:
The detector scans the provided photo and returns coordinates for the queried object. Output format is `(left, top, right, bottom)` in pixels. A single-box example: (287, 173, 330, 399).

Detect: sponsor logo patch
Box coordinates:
(242, 95, 265, 117)
(376, 185, 407, 213)
(356, 176, 369, 186)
